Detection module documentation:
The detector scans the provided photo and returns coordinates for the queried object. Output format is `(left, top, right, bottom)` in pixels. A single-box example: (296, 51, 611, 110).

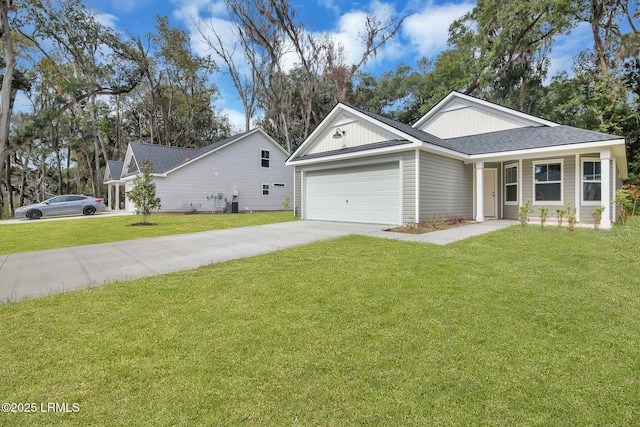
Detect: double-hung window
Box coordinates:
(582, 159, 601, 203)
(262, 184, 270, 195)
(261, 150, 270, 168)
(505, 164, 518, 204)
(534, 161, 562, 203)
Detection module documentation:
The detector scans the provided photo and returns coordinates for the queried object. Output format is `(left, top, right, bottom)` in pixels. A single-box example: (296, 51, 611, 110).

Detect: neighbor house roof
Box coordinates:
(105, 160, 124, 182)
(120, 128, 284, 178)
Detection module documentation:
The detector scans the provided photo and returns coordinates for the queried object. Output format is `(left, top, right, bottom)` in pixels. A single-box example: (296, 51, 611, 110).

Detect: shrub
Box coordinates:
(539, 206, 549, 229)
(590, 206, 606, 230)
(125, 159, 161, 224)
(518, 199, 532, 227)
(565, 203, 576, 232)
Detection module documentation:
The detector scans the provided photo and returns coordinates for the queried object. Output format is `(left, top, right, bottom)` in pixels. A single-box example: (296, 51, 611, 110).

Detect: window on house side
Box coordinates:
(262, 184, 269, 195)
(582, 160, 601, 202)
(261, 150, 270, 167)
(534, 161, 562, 202)
(505, 164, 518, 204)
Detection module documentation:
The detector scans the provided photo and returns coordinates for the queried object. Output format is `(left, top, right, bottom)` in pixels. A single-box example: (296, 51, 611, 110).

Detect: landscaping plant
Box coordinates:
(125, 159, 161, 225)
(538, 206, 549, 229)
(590, 206, 606, 230)
(565, 203, 576, 232)
(556, 208, 567, 227)
(518, 199, 532, 226)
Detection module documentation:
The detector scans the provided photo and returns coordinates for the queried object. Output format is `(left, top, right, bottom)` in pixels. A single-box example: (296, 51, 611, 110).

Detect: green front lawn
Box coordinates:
(1, 220, 639, 425)
(0, 212, 296, 254)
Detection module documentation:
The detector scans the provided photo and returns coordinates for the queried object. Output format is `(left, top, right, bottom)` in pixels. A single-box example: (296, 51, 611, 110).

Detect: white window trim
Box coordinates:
(581, 158, 601, 206)
(504, 163, 518, 206)
(532, 159, 564, 206)
(260, 149, 270, 168)
(262, 183, 270, 196)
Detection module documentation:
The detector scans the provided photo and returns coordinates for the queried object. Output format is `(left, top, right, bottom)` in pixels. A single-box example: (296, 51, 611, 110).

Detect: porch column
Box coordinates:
(107, 184, 113, 211)
(475, 162, 484, 222)
(115, 184, 121, 211)
(600, 149, 611, 229)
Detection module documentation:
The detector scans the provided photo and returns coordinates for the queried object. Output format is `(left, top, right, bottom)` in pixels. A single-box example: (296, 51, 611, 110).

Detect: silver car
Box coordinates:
(15, 195, 106, 220)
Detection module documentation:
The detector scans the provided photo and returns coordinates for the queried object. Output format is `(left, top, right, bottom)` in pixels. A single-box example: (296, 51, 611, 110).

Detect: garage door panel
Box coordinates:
(305, 162, 401, 224)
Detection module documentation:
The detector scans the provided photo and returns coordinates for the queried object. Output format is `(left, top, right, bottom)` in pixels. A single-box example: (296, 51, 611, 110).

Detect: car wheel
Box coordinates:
(27, 210, 42, 220)
(83, 206, 96, 215)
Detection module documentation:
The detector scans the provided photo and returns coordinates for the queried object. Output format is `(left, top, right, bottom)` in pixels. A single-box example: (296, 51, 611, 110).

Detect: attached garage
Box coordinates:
(303, 161, 401, 225)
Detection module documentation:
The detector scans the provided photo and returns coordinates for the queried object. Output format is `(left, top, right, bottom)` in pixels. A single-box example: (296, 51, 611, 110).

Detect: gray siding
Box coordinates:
(294, 169, 302, 217)
(419, 151, 473, 220)
(152, 132, 293, 213)
(402, 151, 416, 224)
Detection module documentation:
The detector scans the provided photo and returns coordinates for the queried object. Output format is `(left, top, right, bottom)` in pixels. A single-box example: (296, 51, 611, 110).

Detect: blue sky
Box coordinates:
(81, 0, 591, 131)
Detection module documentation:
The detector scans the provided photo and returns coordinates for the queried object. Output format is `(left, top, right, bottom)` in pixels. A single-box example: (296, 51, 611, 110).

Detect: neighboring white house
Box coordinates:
(286, 91, 628, 228)
(105, 128, 293, 213)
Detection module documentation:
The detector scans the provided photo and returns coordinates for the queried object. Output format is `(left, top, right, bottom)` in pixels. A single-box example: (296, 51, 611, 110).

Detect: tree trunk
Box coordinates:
(0, 0, 17, 203)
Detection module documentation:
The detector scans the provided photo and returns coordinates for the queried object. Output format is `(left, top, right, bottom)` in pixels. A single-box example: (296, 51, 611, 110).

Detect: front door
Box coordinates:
(483, 169, 497, 218)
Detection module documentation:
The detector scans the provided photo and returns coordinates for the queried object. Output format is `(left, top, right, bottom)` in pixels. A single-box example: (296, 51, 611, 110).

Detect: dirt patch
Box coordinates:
(388, 216, 470, 234)
(127, 222, 158, 227)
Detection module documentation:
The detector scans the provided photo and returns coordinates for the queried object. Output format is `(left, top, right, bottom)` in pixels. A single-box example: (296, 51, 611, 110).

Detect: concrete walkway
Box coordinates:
(0, 220, 514, 303)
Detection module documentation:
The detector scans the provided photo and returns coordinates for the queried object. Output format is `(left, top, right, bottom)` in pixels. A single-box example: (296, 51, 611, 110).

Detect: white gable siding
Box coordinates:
(417, 105, 535, 139)
(149, 133, 292, 213)
(306, 116, 398, 155)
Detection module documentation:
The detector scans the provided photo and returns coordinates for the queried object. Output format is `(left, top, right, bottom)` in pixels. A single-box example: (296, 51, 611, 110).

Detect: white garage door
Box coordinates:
(305, 162, 401, 224)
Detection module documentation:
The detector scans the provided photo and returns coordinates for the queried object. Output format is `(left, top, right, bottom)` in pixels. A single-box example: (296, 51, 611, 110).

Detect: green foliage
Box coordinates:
(566, 203, 577, 232)
(615, 187, 633, 224)
(125, 159, 161, 223)
(282, 194, 290, 212)
(556, 207, 567, 227)
(518, 199, 532, 226)
(590, 205, 606, 230)
(539, 206, 549, 229)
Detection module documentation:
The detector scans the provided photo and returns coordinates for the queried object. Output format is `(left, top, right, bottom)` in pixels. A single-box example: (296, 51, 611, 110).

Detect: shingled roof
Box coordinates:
(445, 125, 622, 155)
(105, 160, 124, 181)
(124, 130, 256, 177)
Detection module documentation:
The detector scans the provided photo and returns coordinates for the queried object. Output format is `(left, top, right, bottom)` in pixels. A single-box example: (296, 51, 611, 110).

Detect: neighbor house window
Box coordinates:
(533, 160, 562, 203)
(505, 164, 518, 204)
(582, 159, 601, 203)
(262, 184, 270, 195)
(261, 150, 270, 167)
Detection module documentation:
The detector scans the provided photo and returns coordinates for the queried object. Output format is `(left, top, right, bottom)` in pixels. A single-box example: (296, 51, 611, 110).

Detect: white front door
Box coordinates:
(483, 169, 497, 218)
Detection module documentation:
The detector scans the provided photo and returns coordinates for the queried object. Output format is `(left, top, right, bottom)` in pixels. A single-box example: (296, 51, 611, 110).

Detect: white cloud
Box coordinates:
(222, 107, 249, 133)
(403, 1, 474, 58)
(93, 12, 119, 29)
(327, 1, 406, 70)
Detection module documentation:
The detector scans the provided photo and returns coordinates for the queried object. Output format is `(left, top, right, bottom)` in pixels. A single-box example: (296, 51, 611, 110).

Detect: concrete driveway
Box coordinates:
(0, 221, 389, 303)
(0, 219, 515, 303)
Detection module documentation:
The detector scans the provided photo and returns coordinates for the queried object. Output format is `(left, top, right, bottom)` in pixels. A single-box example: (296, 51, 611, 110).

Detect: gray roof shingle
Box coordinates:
(106, 160, 124, 181)
(445, 125, 622, 155)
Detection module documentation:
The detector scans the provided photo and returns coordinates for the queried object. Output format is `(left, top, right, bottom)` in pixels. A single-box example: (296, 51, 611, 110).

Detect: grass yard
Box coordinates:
(1, 219, 639, 425)
(0, 212, 296, 254)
